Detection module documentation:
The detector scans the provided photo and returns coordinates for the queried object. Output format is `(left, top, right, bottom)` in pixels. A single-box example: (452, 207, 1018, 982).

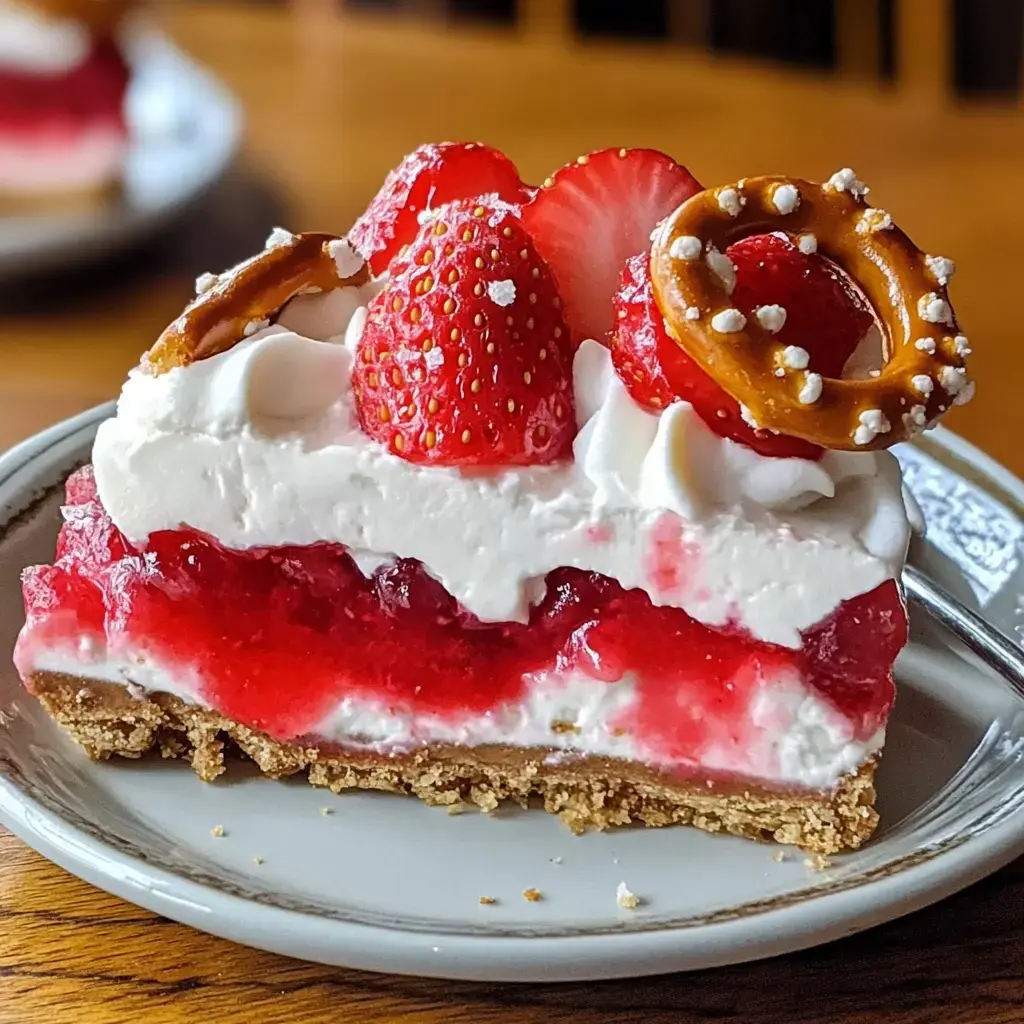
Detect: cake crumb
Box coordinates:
(804, 853, 831, 871)
(522, 888, 543, 902)
(447, 803, 467, 816)
(616, 882, 640, 909)
(252, 856, 264, 866)
(772, 850, 787, 863)
(319, 807, 333, 816)
(550, 857, 563, 865)
(210, 825, 225, 838)
(479, 896, 497, 905)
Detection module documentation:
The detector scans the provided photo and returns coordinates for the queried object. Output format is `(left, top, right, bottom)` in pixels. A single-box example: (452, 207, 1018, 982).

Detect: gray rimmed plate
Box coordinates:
(0, 406, 1022, 982)
(0, 27, 241, 280)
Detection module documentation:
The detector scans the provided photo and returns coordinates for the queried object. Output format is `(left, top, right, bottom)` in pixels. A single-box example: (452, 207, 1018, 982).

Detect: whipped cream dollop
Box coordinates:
(0, 3, 90, 73)
(92, 279, 910, 648)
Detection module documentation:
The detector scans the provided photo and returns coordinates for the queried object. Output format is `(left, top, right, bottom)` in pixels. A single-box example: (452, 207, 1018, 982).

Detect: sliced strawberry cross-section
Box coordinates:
(522, 148, 702, 346)
(352, 198, 575, 466)
(609, 252, 677, 411)
(349, 142, 533, 275)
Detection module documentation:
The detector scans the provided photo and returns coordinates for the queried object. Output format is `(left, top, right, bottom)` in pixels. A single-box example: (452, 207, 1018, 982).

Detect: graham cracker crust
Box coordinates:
(27, 671, 880, 854)
(0, 179, 123, 215)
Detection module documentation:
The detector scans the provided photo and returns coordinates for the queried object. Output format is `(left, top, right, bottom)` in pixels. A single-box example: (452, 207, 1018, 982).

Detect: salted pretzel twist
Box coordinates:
(650, 174, 972, 450)
(143, 233, 369, 375)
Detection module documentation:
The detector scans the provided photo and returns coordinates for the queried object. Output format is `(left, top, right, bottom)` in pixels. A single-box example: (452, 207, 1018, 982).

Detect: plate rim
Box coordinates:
(1, 407, 1023, 982)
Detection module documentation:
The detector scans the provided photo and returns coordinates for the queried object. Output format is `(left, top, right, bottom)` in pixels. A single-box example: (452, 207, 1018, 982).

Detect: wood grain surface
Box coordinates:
(1, 4, 1023, 1021)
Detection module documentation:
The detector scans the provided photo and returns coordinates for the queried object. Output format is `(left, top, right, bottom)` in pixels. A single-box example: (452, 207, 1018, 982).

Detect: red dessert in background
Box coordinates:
(0, 1, 132, 200)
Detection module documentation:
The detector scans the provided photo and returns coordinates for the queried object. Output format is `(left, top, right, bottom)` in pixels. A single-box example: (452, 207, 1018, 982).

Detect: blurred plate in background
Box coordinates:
(0, 25, 242, 281)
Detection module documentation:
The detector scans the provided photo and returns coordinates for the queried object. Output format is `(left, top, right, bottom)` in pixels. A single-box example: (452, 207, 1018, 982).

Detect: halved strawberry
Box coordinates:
(349, 143, 533, 275)
(609, 253, 675, 410)
(611, 252, 823, 460)
(729, 233, 874, 379)
(522, 148, 702, 345)
(352, 198, 575, 466)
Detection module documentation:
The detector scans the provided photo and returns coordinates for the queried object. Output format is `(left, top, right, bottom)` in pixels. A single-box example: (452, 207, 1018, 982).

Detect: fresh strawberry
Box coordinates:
(609, 253, 675, 409)
(349, 143, 533, 275)
(611, 253, 823, 460)
(353, 198, 575, 466)
(64, 464, 100, 505)
(729, 233, 874, 379)
(522, 148, 702, 345)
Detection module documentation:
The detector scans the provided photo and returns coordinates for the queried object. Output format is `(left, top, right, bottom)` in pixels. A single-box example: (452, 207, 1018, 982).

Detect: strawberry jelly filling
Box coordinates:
(0, 37, 128, 134)
(20, 467, 906, 758)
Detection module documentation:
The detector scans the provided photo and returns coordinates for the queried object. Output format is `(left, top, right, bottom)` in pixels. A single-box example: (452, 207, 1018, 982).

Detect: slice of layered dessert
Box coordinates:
(0, 0, 131, 205)
(15, 144, 974, 853)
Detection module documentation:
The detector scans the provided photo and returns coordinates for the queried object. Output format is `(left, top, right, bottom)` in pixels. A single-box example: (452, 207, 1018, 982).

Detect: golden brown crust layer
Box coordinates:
(28, 672, 880, 854)
(0, 178, 122, 210)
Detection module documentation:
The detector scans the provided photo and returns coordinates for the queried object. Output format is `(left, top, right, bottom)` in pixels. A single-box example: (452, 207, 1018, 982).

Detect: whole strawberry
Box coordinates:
(353, 199, 575, 466)
(349, 142, 532, 276)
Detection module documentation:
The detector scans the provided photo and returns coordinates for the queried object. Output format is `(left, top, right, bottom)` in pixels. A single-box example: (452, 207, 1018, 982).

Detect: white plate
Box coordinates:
(0, 407, 1023, 982)
(0, 29, 241, 279)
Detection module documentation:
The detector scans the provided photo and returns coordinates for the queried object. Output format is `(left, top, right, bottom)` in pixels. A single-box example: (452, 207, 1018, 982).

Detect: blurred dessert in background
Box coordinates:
(0, 0, 133, 208)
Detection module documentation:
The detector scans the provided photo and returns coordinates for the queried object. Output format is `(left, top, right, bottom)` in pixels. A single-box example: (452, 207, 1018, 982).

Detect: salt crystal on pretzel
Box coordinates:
(143, 233, 370, 375)
(649, 174, 973, 451)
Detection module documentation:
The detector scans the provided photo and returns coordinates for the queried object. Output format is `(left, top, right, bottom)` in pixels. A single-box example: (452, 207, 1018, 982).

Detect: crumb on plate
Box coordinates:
(616, 881, 640, 909)
(522, 888, 543, 902)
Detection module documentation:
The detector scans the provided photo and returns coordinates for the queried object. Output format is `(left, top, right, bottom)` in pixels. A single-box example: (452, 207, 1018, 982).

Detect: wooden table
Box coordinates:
(1, 5, 1022, 1021)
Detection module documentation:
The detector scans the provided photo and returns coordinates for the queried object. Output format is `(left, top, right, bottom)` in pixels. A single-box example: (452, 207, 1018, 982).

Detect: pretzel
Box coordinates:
(143, 232, 369, 375)
(649, 174, 973, 450)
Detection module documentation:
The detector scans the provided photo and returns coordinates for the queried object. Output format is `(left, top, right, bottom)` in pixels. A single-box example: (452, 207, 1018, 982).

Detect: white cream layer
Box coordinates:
(26, 638, 881, 790)
(92, 278, 910, 649)
(0, 3, 90, 73)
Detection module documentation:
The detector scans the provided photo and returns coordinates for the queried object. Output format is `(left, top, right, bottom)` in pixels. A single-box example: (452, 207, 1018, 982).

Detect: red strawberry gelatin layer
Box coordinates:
(0, 38, 129, 133)
(20, 468, 906, 769)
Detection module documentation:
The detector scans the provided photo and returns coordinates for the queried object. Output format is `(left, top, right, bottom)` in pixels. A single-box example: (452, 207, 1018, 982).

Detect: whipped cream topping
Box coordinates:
(0, 2, 90, 73)
(24, 638, 882, 789)
(92, 278, 909, 649)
